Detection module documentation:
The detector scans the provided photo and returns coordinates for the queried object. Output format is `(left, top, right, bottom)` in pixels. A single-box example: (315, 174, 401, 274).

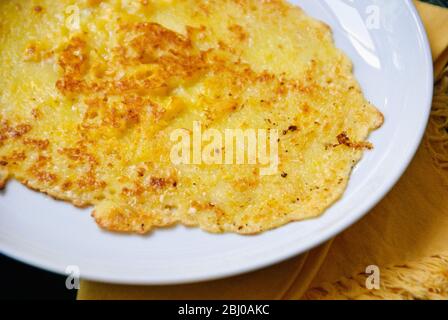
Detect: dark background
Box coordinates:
(1, 0, 447, 301)
(426, 0, 448, 6)
(0, 254, 77, 300)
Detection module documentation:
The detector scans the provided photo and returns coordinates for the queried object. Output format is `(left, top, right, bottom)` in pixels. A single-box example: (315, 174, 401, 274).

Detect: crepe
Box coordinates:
(0, 0, 383, 234)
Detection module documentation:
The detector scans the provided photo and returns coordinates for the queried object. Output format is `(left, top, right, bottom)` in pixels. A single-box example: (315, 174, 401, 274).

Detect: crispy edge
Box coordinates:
(92, 201, 179, 234)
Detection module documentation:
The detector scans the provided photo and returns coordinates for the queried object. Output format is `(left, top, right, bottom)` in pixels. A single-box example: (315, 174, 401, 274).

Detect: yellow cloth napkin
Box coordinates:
(78, 1, 448, 300)
(418, 1, 448, 79)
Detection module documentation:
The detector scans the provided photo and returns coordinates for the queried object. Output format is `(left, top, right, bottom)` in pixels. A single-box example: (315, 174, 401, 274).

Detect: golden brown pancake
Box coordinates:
(0, 0, 383, 234)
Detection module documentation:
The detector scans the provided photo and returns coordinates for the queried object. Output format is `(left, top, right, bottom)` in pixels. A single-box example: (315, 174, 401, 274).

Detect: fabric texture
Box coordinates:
(77, 1, 448, 300)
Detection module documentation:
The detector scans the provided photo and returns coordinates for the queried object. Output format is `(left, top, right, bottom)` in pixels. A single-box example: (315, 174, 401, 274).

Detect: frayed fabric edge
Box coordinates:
(303, 253, 448, 300)
(426, 66, 448, 185)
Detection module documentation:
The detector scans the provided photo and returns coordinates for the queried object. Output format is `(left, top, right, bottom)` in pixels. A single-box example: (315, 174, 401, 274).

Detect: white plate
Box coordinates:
(0, 0, 433, 285)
